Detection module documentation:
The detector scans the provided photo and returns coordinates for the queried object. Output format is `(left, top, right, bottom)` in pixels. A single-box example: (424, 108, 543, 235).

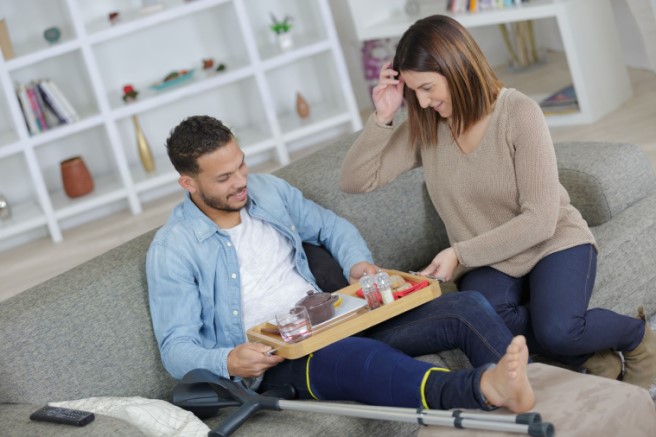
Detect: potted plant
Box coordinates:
(270, 12, 293, 50)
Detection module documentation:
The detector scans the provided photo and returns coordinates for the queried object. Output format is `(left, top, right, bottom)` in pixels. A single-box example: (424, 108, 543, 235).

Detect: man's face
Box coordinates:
(188, 139, 249, 214)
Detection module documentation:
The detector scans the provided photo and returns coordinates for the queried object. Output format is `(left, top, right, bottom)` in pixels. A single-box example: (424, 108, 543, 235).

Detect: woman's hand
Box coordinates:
(348, 261, 378, 284)
(372, 62, 404, 125)
(421, 247, 459, 282)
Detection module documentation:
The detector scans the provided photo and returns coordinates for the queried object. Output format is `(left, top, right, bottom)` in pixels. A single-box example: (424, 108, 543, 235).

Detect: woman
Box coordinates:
(339, 14, 655, 388)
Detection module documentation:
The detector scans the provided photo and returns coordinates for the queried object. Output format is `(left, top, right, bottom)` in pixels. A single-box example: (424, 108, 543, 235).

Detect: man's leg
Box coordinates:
(363, 291, 514, 367)
(261, 336, 534, 412)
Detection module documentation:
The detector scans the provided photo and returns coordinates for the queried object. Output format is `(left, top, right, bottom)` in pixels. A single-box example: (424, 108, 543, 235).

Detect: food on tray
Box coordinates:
(389, 274, 405, 289)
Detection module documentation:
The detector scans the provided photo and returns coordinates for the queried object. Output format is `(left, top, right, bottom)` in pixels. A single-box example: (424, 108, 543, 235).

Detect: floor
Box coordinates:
(1, 60, 655, 303)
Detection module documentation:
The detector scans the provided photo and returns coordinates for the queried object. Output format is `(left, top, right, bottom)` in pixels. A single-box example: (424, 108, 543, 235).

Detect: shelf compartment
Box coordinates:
(265, 51, 350, 138)
(244, 0, 329, 62)
(93, 1, 249, 110)
(0, 200, 48, 241)
(33, 125, 127, 217)
(9, 50, 101, 136)
(80, 0, 232, 42)
(0, 86, 19, 147)
(0, 0, 76, 62)
(0, 153, 47, 240)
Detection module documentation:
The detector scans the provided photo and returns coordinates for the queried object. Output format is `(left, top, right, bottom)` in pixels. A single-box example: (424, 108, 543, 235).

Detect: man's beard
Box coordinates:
(199, 189, 245, 213)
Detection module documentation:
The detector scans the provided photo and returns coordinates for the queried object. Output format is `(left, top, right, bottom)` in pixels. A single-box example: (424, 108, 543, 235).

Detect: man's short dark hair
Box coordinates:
(166, 115, 234, 175)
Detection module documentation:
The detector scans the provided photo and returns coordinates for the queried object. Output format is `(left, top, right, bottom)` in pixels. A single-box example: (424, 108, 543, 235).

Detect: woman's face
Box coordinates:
(402, 70, 452, 118)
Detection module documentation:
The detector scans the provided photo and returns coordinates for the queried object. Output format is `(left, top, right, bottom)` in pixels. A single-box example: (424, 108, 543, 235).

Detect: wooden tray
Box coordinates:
(246, 270, 441, 359)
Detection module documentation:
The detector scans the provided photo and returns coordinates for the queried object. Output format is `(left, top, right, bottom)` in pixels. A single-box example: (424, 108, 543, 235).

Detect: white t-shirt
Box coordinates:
(224, 209, 316, 329)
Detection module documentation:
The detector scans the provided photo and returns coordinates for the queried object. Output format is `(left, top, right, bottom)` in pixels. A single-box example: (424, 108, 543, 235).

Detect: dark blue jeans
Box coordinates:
(260, 291, 513, 410)
(458, 244, 644, 367)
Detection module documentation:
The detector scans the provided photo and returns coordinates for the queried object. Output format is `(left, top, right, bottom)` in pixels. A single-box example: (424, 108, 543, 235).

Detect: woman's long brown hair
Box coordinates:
(393, 15, 502, 148)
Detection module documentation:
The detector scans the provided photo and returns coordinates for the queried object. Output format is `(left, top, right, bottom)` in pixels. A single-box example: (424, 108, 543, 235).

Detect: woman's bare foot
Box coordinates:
(480, 335, 535, 413)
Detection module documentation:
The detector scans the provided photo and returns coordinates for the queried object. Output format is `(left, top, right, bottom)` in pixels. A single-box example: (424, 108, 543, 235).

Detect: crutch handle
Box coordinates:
(528, 421, 555, 437)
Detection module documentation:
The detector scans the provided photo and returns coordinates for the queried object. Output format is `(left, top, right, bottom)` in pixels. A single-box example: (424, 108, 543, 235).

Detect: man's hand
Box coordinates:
(227, 343, 284, 378)
(348, 261, 378, 284)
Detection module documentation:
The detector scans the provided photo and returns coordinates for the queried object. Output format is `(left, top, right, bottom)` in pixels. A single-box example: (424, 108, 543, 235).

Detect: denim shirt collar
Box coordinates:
(180, 192, 260, 243)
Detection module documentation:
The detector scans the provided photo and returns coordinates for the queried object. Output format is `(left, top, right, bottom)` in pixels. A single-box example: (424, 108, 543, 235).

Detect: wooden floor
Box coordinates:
(1, 61, 655, 303)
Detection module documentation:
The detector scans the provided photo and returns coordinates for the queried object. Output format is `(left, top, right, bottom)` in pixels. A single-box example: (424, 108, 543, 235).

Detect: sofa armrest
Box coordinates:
(555, 141, 656, 226)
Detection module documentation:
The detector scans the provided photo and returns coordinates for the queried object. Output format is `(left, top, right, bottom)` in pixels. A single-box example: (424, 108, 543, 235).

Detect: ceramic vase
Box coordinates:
(61, 156, 94, 198)
(295, 92, 310, 119)
(276, 32, 293, 51)
(0, 192, 11, 220)
(132, 115, 155, 173)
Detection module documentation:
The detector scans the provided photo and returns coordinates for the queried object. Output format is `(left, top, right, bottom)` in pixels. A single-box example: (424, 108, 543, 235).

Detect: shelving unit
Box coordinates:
(0, 0, 361, 250)
(346, 0, 632, 127)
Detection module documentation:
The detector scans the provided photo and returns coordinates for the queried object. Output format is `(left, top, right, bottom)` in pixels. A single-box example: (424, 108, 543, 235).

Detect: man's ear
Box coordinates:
(178, 174, 197, 194)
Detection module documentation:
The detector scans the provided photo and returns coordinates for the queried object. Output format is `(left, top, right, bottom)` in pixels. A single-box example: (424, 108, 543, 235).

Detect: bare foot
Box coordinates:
(480, 335, 535, 413)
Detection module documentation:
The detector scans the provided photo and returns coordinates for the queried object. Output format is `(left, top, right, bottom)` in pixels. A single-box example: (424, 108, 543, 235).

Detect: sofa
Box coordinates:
(2, 131, 656, 436)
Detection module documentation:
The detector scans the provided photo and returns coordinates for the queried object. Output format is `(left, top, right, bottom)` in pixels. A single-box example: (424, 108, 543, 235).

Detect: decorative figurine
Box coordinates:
(108, 11, 120, 25)
(122, 84, 139, 103)
(215, 63, 226, 72)
(295, 92, 310, 119)
(43, 27, 61, 44)
(202, 58, 214, 70)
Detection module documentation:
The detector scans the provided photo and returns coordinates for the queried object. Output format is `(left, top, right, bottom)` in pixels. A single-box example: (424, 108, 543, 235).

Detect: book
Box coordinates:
(15, 84, 39, 135)
(540, 84, 577, 108)
(36, 81, 68, 125)
(43, 79, 79, 122)
(25, 85, 47, 133)
(32, 81, 60, 128)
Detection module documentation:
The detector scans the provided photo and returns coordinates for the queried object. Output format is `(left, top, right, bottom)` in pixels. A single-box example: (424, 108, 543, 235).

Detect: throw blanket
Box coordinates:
(50, 396, 209, 437)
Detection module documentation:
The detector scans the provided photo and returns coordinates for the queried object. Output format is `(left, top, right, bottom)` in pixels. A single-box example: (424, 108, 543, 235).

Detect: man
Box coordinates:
(147, 115, 534, 412)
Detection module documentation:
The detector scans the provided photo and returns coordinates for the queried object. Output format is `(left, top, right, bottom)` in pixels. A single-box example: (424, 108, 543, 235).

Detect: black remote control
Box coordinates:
(30, 405, 95, 426)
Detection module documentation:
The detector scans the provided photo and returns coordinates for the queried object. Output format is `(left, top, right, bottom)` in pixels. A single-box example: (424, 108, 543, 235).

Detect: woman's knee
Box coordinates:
(533, 322, 582, 354)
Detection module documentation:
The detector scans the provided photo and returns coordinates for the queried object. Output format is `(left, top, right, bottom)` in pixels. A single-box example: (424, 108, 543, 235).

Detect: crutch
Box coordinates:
(176, 369, 555, 437)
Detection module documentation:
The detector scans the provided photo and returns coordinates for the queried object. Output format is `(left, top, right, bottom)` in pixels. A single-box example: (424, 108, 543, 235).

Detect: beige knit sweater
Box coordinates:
(340, 88, 596, 279)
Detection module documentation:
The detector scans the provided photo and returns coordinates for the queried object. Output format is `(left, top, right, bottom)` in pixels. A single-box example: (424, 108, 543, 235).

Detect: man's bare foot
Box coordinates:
(480, 335, 535, 413)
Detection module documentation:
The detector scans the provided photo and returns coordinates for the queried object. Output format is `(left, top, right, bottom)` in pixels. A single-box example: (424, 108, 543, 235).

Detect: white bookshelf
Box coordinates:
(0, 0, 362, 250)
(346, 0, 632, 127)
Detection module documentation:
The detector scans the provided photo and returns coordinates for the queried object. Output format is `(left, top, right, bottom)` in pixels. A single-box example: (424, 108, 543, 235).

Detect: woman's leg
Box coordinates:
(528, 244, 644, 366)
(362, 291, 513, 367)
(260, 336, 534, 412)
(458, 267, 530, 337)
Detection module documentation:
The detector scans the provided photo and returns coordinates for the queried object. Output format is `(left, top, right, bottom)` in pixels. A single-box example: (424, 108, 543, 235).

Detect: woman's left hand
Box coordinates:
(421, 247, 459, 282)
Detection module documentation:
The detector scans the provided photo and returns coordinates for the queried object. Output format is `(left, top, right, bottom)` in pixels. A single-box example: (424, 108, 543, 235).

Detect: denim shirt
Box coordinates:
(147, 173, 373, 380)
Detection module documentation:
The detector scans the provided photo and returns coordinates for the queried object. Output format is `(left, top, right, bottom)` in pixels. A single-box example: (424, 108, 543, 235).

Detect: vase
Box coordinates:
(0, 192, 11, 220)
(276, 32, 293, 51)
(132, 115, 155, 173)
(295, 92, 310, 119)
(60, 156, 94, 198)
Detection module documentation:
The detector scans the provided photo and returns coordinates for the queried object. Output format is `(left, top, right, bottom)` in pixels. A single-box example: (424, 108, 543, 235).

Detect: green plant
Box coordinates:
(270, 12, 292, 34)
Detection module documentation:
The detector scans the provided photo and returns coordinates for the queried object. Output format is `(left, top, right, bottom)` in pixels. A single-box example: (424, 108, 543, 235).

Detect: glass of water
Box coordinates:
(275, 306, 313, 343)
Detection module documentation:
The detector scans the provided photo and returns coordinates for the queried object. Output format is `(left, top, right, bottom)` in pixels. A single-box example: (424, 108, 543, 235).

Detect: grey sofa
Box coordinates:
(2, 131, 655, 436)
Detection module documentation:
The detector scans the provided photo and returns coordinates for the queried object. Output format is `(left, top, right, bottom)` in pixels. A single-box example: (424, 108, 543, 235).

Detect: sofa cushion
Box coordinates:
(418, 363, 656, 437)
(555, 142, 656, 227)
(0, 404, 146, 437)
(0, 230, 175, 405)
